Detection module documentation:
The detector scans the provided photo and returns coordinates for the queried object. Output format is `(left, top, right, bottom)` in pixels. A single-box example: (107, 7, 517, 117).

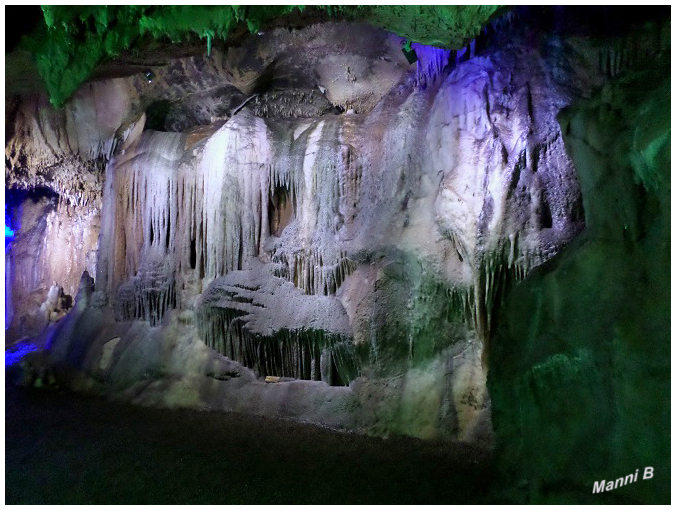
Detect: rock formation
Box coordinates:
(4, 6, 670, 503)
(489, 46, 670, 503)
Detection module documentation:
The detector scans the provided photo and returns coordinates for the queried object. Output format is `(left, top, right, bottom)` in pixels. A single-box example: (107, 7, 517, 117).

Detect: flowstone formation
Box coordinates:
(5, 7, 668, 455)
(197, 261, 358, 385)
(5, 189, 100, 340)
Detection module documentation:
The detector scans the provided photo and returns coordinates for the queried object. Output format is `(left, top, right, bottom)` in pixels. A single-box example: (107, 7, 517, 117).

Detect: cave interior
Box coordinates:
(4, 5, 671, 505)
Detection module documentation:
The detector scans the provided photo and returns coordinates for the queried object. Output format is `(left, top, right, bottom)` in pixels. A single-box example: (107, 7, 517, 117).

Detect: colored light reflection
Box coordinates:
(5, 343, 38, 367)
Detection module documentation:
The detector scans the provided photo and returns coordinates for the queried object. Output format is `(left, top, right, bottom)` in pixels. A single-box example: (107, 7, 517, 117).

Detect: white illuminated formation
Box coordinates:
(94, 40, 583, 390)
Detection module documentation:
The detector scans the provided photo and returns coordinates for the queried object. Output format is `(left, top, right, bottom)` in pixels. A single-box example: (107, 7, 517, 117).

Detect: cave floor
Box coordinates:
(5, 381, 495, 505)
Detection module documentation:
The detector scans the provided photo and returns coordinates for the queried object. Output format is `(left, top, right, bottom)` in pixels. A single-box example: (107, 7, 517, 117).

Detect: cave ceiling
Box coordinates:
(6, 5, 504, 107)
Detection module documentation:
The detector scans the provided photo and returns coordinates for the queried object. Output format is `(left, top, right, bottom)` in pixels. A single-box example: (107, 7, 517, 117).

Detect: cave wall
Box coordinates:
(5, 192, 99, 340)
(75, 18, 598, 441)
(488, 47, 670, 503)
(4, 8, 669, 456)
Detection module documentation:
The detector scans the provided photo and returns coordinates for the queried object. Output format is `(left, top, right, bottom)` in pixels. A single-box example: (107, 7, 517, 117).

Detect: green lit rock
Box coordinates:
(488, 49, 670, 504)
(23, 5, 500, 106)
(360, 5, 500, 48)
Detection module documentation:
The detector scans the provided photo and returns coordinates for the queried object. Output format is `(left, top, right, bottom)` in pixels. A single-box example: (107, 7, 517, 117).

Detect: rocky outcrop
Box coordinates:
(488, 47, 670, 504)
(5, 80, 139, 208)
(4, 22, 415, 209)
(197, 261, 358, 385)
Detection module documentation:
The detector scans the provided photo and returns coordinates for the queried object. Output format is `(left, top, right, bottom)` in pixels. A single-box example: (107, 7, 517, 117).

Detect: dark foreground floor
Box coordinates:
(6, 382, 495, 505)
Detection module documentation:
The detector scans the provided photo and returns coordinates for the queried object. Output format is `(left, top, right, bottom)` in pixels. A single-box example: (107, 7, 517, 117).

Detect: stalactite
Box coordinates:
(98, 129, 184, 312)
(194, 113, 273, 280)
(99, 107, 365, 319)
(414, 44, 452, 89)
(115, 259, 176, 326)
(444, 237, 550, 343)
(272, 248, 356, 296)
(92, 32, 587, 394)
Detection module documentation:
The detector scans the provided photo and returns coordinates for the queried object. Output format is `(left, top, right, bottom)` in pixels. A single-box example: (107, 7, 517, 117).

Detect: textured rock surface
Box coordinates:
(222, 22, 412, 116)
(197, 261, 358, 385)
(16, 6, 500, 107)
(488, 48, 670, 504)
(37, 18, 591, 442)
(5, 8, 669, 457)
(5, 191, 99, 341)
(5, 80, 139, 207)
